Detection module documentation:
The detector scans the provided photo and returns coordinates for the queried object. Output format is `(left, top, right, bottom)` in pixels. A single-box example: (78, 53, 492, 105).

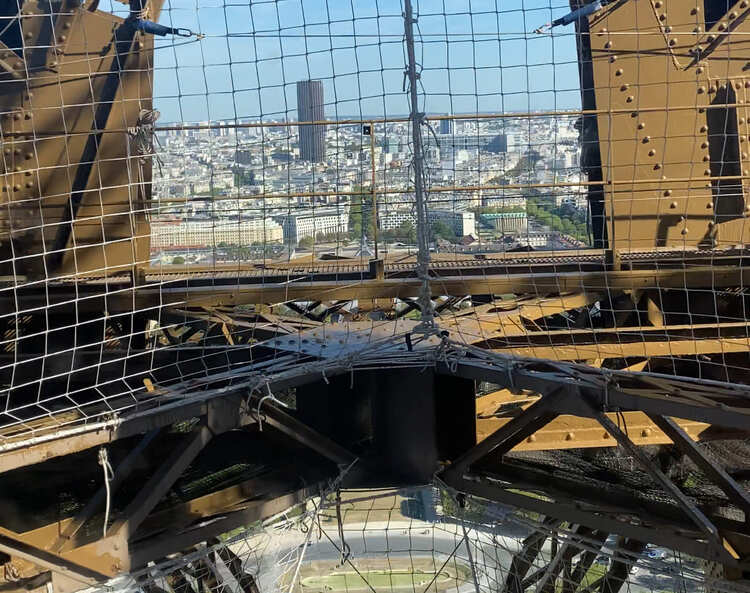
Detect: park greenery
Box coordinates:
(527, 195, 589, 243)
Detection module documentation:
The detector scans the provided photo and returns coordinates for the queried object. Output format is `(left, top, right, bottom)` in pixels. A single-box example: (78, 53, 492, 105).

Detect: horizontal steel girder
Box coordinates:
(3, 264, 750, 312)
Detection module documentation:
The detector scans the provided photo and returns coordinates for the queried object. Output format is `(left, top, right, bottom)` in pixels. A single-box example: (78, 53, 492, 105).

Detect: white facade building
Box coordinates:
(151, 218, 283, 249)
(379, 208, 476, 237)
(427, 209, 476, 237)
(276, 208, 349, 243)
(379, 209, 416, 231)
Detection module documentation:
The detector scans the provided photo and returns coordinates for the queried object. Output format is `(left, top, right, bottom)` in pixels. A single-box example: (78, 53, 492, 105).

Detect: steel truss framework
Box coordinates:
(1, 329, 750, 589)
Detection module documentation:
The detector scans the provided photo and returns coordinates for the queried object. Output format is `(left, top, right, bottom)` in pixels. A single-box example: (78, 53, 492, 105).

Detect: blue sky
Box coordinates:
(111, 0, 582, 123)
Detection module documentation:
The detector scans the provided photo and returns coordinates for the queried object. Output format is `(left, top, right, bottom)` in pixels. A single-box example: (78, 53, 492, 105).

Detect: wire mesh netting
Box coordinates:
(2, 0, 749, 448)
(98, 482, 750, 593)
(1, 0, 750, 590)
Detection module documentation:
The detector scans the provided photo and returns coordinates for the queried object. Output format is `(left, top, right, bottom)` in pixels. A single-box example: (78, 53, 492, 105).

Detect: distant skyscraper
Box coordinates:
(439, 115, 454, 135)
(297, 80, 326, 162)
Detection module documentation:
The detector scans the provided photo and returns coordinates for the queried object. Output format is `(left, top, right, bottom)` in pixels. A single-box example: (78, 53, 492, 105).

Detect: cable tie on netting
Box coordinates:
(98, 447, 114, 538)
(436, 331, 460, 373)
(255, 383, 289, 432)
(128, 109, 164, 174)
(334, 489, 351, 568)
(533, 0, 603, 34)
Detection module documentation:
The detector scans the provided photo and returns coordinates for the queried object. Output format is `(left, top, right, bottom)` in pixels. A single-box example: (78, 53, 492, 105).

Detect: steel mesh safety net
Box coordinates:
(96, 483, 750, 593)
(1, 0, 750, 591)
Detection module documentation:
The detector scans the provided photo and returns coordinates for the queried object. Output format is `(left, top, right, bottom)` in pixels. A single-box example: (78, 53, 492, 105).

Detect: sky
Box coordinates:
(104, 0, 582, 123)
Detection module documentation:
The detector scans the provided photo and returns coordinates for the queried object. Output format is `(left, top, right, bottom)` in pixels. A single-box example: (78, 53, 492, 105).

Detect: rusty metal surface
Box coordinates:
(586, 0, 750, 248)
(0, 0, 159, 277)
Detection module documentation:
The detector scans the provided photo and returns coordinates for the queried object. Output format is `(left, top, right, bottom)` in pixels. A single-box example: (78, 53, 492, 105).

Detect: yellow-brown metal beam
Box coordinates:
(475, 391, 749, 450)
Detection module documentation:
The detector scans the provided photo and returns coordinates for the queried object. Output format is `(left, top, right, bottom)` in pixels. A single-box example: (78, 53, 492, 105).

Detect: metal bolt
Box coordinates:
(681, 228, 689, 235)
(693, 26, 702, 34)
(527, 434, 537, 442)
(13, 184, 20, 191)
(609, 55, 617, 63)
(25, 152, 32, 159)
(615, 68, 623, 76)
(642, 428, 652, 437)
(12, 113, 20, 121)
(670, 201, 677, 208)
(13, 166, 20, 172)
(24, 170, 31, 176)
(690, 6, 698, 13)
(660, 13, 667, 21)
(63, 21, 71, 29)
(643, 135, 651, 143)
(703, 155, 710, 161)
(664, 189, 672, 196)
(604, 40, 612, 49)
(665, 25, 672, 33)
(638, 122, 645, 129)
(697, 66, 704, 74)
(654, 163, 662, 170)
(698, 85, 706, 93)
(707, 202, 714, 209)
(648, 149, 656, 156)
(731, 11, 738, 19)
(701, 141, 709, 148)
(669, 38, 677, 46)
(13, 148, 20, 155)
(704, 169, 712, 175)
(742, 0, 748, 8)
(565, 432, 575, 441)
(58, 35, 66, 43)
(655, 0, 662, 7)
(708, 34, 716, 42)
(718, 22, 727, 31)
(620, 84, 629, 91)
(25, 181, 32, 188)
(24, 112, 31, 120)
(626, 95, 634, 103)
(700, 125, 708, 132)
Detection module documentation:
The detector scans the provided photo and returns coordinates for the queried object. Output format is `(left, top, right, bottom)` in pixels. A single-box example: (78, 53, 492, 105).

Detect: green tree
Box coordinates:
(172, 256, 185, 265)
(397, 220, 417, 243)
(298, 236, 314, 249)
(431, 221, 454, 241)
(349, 189, 377, 240)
